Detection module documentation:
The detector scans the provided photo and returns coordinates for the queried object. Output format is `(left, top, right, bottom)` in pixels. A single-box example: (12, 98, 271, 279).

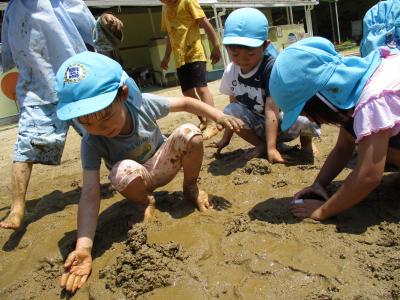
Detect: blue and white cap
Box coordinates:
(360, 0, 400, 57)
(223, 8, 268, 48)
(56, 51, 136, 121)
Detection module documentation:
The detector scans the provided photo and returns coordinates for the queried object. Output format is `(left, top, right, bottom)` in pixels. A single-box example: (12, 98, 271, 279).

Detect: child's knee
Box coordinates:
(109, 159, 148, 193)
(188, 134, 203, 150)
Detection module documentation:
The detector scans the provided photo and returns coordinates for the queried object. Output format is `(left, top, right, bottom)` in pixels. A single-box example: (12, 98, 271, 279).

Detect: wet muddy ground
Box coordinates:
(0, 81, 399, 299)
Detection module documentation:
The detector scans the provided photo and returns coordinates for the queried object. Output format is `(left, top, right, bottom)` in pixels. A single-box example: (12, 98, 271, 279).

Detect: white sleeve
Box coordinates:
(219, 63, 236, 96)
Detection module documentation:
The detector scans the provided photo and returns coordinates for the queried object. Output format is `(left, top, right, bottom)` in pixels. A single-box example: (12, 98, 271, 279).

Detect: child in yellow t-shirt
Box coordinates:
(160, 0, 221, 139)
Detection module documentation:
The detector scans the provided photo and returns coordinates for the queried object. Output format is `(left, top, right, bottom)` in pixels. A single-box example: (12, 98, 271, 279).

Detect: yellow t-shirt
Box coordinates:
(161, 0, 207, 68)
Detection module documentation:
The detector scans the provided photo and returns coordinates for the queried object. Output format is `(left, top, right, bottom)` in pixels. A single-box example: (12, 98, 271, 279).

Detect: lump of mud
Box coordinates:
(99, 224, 188, 299)
(243, 159, 271, 175)
(224, 214, 251, 236)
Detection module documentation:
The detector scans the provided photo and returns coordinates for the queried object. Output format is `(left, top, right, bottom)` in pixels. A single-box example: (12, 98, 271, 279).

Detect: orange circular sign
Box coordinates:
(1, 70, 18, 101)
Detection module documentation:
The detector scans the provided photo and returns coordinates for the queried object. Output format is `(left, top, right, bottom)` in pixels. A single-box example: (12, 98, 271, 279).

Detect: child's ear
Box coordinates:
(120, 85, 129, 101)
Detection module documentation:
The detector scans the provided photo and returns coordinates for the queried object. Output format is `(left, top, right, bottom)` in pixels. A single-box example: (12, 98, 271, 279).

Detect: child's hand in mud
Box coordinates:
(61, 248, 92, 293)
(294, 182, 329, 202)
(209, 138, 231, 156)
(216, 115, 243, 133)
(290, 198, 325, 220)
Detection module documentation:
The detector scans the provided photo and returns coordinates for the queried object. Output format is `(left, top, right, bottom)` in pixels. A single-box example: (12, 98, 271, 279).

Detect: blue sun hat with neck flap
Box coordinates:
(56, 51, 142, 121)
(360, 0, 400, 57)
(269, 36, 382, 131)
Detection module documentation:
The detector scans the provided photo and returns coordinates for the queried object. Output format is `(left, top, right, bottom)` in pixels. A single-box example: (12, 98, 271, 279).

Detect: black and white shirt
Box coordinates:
(219, 54, 275, 117)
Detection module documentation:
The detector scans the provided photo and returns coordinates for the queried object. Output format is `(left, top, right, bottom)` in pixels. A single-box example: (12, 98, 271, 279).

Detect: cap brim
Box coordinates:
(280, 101, 306, 132)
(223, 36, 264, 48)
(56, 89, 118, 121)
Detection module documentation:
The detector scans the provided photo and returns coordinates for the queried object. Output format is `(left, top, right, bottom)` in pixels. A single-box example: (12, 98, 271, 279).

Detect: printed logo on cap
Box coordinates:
(64, 64, 87, 84)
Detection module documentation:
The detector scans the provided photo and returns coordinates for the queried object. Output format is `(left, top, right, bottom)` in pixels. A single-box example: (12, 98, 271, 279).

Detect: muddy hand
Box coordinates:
(160, 56, 170, 70)
(210, 47, 221, 64)
(61, 249, 92, 293)
(216, 115, 243, 133)
(294, 182, 329, 202)
(290, 198, 325, 220)
(99, 13, 124, 44)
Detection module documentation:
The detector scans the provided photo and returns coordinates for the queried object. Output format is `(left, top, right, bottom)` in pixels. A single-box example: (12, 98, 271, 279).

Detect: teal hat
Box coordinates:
(269, 37, 382, 131)
(223, 8, 268, 48)
(360, 0, 400, 57)
(56, 51, 136, 121)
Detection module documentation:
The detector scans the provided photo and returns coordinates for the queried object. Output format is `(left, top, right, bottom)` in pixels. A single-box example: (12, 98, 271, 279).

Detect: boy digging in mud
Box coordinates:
(55, 51, 243, 293)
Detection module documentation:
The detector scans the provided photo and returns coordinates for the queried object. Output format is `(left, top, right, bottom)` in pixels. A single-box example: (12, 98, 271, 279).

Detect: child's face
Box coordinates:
(78, 97, 129, 138)
(227, 44, 266, 74)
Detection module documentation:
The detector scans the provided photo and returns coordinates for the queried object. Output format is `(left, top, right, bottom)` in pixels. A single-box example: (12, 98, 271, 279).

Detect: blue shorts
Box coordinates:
(13, 103, 69, 165)
(224, 102, 320, 142)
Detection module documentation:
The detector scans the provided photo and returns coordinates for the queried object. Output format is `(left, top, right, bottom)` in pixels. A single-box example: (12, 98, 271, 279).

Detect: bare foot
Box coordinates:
(143, 203, 155, 223)
(184, 185, 212, 212)
(301, 139, 319, 155)
(290, 199, 324, 220)
(0, 209, 24, 230)
(202, 124, 219, 140)
(244, 145, 266, 160)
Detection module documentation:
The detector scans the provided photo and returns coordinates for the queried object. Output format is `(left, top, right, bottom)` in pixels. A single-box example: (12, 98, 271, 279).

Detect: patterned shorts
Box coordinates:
(109, 123, 202, 192)
(14, 103, 69, 165)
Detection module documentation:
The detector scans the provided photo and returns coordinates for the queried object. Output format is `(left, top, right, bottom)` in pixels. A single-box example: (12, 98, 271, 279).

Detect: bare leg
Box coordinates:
(120, 176, 155, 222)
(300, 136, 318, 161)
(182, 135, 211, 211)
(195, 86, 219, 139)
(183, 88, 207, 130)
(0, 162, 32, 230)
(236, 128, 266, 160)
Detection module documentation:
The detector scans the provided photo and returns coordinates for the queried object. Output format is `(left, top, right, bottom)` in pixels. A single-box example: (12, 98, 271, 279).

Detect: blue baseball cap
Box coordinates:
(56, 51, 130, 121)
(223, 8, 268, 48)
(360, 0, 400, 57)
(269, 37, 382, 131)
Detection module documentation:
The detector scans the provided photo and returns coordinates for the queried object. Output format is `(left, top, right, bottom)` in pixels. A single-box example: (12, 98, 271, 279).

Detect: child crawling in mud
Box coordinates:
(269, 0, 400, 221)
(213, 8, 320, 162)
(55, 51, 243, 293)
(269, 36, 400, 221)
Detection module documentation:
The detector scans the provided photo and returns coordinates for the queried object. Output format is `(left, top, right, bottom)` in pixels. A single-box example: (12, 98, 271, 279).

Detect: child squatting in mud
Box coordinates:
(213, 8, 320, 162)
(55, 51, 243, 293)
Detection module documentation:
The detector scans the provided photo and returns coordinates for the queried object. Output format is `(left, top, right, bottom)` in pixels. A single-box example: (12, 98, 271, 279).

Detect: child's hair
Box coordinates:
(77, 87, 124, 124)
(225, 44, 257, 51)
(225, 41, 267, 51)
(302, 94, 351, 126)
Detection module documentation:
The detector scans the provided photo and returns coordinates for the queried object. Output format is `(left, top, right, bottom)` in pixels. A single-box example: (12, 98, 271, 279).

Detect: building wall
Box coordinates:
(312, 0, 379, 43)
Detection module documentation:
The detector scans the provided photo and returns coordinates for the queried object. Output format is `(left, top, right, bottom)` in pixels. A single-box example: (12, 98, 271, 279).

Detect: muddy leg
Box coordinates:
(182, 135, 212, 211)
(0, 162, 32, 230)
(120, 176, 156, 223)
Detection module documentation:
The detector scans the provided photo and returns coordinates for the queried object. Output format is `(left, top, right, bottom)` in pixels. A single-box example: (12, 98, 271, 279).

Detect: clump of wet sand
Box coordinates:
(99, 223, 188, 299)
